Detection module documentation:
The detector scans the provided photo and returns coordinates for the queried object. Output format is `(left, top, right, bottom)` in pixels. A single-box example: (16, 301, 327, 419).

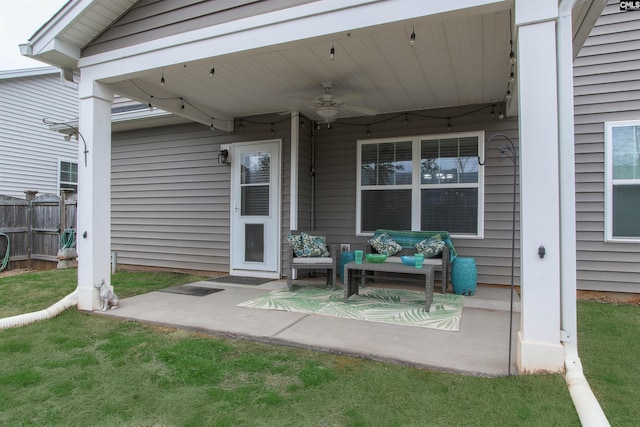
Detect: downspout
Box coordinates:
(557, 1, 610, 425)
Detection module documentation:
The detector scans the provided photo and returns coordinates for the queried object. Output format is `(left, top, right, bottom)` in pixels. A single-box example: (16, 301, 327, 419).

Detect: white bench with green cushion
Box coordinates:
(285, 230, 337, 291)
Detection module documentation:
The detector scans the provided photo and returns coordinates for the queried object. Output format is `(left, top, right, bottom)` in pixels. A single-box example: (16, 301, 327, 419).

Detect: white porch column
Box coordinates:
(76, 79, 113, 311)
(515, 1, 565, 372)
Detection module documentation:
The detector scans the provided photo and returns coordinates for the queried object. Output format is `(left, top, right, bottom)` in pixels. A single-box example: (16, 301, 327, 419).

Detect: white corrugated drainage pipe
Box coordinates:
(564, 343, 610, 426)
(557, 0, 610, 425)
(0, 291, 77, 330)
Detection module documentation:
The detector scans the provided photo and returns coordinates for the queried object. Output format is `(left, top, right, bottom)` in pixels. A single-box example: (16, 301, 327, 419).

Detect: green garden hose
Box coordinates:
(61, 229, 76, 249)
(0, 232, 9, 271)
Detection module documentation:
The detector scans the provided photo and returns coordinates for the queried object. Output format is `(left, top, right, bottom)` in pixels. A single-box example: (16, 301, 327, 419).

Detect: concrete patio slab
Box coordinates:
(98, 280, 520, 376)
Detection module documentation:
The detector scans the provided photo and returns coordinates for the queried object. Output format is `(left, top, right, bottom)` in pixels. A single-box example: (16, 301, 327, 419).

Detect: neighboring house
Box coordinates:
(21, 0, 619, 373)
(0, 67, 79, 197)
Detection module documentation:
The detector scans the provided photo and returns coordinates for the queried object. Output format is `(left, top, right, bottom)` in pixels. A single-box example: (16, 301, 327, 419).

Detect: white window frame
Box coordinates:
(605, 120, 640, 243)
(356, 131, 485, 238)
(58, 158, 78, 193)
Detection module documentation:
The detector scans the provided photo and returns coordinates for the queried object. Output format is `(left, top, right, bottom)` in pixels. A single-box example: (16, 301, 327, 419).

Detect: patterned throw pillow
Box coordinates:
(415, 234, 446, 258)
(287, 232, 330, 257)
(287, 234, 305, 257)
(368, 232, 403, 256)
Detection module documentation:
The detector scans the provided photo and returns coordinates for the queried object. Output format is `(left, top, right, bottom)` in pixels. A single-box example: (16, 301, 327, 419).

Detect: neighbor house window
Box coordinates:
(605, 120, 640, 241)
(357, 132, 483, 237)
(59, 160, 78, 192)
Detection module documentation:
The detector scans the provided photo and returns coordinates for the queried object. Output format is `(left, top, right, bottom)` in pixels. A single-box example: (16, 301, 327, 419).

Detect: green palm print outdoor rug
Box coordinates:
(238, 286, 464, 331)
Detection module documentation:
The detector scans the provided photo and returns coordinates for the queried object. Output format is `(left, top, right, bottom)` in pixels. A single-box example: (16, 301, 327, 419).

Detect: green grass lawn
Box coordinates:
(1, 270, 638, 426)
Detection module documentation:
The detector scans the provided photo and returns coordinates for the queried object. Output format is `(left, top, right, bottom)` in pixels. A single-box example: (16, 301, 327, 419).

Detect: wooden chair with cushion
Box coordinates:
(285, 230, 337, 291)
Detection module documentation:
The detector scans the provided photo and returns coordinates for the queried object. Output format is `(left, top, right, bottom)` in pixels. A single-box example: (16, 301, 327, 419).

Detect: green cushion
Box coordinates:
(287, 232, 329, 257)
(371, 229, 457, 261)
(368, 232, 403, 256)
(415, 235, 446, 258)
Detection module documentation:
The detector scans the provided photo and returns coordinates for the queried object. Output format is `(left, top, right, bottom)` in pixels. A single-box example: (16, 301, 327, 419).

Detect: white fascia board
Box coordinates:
(47, 108, 180, 133)
(25, 0, 88, 61)
(78, 0, 506, 81)
(0, 66, 59, 79)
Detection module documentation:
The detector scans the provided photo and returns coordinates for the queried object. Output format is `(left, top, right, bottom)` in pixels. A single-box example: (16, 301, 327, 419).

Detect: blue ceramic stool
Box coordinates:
(340, 251, 355, 283)
(452, 257, 477, 296)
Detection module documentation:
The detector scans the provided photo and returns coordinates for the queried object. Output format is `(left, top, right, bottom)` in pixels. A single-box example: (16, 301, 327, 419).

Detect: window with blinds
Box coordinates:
(357, 132, 483, 236)
(59, 160, 78, 192)
(606, 121, 640, 241)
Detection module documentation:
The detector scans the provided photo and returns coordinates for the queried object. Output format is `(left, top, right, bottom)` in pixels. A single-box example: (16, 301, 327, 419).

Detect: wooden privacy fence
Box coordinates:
(0, 191, 77, 270)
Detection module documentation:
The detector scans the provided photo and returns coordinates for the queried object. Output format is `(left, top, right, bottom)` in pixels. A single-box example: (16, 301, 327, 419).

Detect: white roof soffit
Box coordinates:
(20, 0, 137, 69)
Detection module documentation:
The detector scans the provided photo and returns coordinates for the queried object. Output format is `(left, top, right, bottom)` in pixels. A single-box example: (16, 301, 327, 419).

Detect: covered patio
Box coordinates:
(22, 0, 608, 375)
(99, 277, 521, 376)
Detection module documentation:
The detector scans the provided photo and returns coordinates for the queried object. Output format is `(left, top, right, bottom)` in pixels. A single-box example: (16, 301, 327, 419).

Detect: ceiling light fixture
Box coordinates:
(209, 67, 215, 78)
(160, 72, 165, 86)
(316, 106, 338, 123)
(509, 70, 515, 83)
(329, 42, 335, 61)
(409, 27, 416, 46)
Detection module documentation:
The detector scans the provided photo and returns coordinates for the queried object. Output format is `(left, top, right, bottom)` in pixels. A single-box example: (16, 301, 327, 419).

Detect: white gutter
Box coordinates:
(557, 1, 610, 425)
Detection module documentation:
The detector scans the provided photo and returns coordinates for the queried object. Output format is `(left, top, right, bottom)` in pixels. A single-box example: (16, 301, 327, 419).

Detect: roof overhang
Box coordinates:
(22, 0, 607, 128)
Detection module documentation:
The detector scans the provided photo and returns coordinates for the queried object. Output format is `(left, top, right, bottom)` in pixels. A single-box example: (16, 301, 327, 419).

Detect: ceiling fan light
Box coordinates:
(317, 106, 338, 122)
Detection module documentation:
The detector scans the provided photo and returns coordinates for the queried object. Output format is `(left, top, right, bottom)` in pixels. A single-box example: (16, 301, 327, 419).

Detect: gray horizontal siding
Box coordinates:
(84, 0, 317, 56)
(313, 106, 521, 286)
(573, 1, 640, 292)
(0, 73, 78, 198)
(111, 115, 290, 273)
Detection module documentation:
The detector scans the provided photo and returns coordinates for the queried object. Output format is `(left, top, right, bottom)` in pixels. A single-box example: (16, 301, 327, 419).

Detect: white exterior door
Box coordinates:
(230, 140, 281, 278)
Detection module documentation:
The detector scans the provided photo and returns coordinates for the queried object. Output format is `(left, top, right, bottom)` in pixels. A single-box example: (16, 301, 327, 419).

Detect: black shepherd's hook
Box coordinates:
(43, 118, 89, 167)
(478, 133, 517, 166)
(478, 133, 518, 376)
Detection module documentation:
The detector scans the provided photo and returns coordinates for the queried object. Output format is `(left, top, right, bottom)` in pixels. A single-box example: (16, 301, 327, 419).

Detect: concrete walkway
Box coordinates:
(99, 279, 520, 376)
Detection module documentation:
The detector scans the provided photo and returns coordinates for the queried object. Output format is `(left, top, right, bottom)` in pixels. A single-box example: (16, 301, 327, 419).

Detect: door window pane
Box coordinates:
(241, 152, 270, 184)
(241, 152, 270, 216)
(241, 186, 269, 216)
(245, 223, 264, 262)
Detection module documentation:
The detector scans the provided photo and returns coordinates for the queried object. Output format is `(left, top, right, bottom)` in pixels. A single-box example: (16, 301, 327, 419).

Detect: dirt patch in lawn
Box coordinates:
(0, 268, 34, 279)
(577, 290, 640, 306)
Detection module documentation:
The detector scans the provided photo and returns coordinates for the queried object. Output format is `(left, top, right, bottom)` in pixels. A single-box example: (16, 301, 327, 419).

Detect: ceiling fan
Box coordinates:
(298, 81, 377, 123)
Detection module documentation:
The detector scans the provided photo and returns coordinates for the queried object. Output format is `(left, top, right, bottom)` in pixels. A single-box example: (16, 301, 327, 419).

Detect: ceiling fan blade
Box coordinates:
(341, 103, 378, 116)
(287, 95, 316, 103)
